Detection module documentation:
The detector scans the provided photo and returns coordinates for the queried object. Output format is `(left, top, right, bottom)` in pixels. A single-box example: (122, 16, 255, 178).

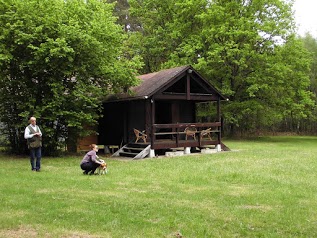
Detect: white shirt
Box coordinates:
(24, 124, 42, 139)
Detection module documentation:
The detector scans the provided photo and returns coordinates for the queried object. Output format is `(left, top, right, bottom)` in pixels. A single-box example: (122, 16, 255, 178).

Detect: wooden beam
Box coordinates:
(187, 73, 190, 100)
(153, 93, 219, 101)
(151, 99, 155, 149)
(217, 97, 221, 145)
(154, 122, 221, 129)
(145, 100, 151, 135)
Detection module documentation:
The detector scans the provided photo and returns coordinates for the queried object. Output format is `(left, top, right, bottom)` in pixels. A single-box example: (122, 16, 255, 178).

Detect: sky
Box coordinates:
(293, 0, 317, 37)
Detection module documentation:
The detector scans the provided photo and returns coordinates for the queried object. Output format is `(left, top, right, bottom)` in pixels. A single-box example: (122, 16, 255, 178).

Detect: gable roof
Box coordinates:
(133, 65, 189, 98)
(106, 65, 227, 101)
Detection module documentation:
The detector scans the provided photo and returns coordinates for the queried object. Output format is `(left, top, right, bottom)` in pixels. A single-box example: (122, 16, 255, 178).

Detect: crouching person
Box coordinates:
(80, 144, 103, 175)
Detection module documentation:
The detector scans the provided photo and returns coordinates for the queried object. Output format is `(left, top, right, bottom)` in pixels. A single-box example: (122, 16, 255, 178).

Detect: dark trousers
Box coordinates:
(30, 147, 41, 171)
(81, 161, 99, 174)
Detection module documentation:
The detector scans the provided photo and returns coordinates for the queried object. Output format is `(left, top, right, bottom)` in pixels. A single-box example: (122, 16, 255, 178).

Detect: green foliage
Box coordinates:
(107, 0, 140, 32)
(0, 0, 141, 154)
(295, 33, 317, 133)
(300, 33, 317, 96)
(128, 0, 314, 135)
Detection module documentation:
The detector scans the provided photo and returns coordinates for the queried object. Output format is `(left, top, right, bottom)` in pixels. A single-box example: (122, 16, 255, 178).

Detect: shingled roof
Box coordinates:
(133, 65, 189, 98)
(107, 65, 227, 101)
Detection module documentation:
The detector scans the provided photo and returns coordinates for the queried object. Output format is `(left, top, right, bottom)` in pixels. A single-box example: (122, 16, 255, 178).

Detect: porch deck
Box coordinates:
(143, 138, 219, 150)
(148, 122, 222, 150)
(112, 122, 225, 159)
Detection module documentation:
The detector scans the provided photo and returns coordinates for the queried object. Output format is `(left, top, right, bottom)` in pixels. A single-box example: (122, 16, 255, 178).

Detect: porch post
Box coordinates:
(150, 98, 155, 157)
(186, 73, 191, 100)
(217, 97, 221, 148)
(145, 100, 151, 136)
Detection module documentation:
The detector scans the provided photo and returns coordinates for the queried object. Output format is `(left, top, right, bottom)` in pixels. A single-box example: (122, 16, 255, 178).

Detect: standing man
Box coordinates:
(24, 117, 42, 172)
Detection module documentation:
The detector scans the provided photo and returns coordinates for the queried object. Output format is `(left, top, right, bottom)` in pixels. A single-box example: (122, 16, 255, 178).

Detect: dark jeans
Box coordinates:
(30, 147, 42, 171)
(81, 161, 99, 174)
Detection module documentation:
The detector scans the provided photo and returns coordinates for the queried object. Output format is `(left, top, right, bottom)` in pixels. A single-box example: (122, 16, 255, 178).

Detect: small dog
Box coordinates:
(98, 159, 108, 175)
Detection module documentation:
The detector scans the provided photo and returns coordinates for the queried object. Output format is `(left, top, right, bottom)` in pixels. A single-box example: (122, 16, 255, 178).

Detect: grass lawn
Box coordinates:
(0, 136, 317, 237)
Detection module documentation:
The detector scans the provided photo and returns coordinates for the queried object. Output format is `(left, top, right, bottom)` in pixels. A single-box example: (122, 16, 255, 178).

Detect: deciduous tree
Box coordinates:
(0, 0, 141, 154)
(128, 0, 314, 135)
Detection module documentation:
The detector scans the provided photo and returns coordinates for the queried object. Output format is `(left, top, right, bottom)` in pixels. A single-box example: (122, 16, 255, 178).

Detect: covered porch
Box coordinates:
(151, 122, 221, 150)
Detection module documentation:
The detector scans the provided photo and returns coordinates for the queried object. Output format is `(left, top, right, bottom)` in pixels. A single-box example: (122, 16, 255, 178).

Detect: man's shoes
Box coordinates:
(36, 169, 40, 172)
(32, 169, 36, 172)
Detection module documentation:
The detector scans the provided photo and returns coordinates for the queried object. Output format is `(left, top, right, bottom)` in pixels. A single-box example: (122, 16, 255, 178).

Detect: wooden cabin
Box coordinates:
(96, 65, 228, 158)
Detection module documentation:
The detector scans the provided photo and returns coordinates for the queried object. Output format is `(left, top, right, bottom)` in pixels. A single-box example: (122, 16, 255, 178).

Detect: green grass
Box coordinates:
(1, 136, 317, 237)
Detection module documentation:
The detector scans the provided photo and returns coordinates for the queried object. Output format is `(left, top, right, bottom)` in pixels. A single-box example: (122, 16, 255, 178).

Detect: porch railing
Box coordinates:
(150, 122, 221, 150)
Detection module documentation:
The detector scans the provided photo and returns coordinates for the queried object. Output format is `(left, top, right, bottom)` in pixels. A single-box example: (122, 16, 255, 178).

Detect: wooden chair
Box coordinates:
(184, 127, 197, 140)
(133, 128, 147, 143)
(200, 128, 212, 140)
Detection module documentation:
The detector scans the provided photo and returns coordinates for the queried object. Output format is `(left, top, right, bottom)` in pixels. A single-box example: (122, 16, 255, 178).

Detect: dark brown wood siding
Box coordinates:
(98, 100, 146, 145)
(98, 102, 127, 146)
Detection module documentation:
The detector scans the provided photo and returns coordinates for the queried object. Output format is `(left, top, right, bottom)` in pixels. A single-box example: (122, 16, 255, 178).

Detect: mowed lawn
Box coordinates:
(0, 136, 317, 238)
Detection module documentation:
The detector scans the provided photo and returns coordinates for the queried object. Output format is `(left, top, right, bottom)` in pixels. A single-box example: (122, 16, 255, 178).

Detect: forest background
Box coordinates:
(0, 0, 317, 155)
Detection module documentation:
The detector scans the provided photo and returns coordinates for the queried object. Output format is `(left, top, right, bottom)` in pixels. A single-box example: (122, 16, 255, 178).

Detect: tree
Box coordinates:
(0, 0, 141, 154)
(300, 33, 317, 97)
(107, 0, 140, 32)
(260, 36, 314, 132)
(128, 0, 314, 135)
(129, 0, 185, 73)
(297, 33, 317, 133)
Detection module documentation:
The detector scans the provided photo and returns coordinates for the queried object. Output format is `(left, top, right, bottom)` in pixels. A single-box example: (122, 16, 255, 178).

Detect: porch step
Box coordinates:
(119, 151, 139, 157)
(112, 143, 151, 159)
(123, 146, 145, 151)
